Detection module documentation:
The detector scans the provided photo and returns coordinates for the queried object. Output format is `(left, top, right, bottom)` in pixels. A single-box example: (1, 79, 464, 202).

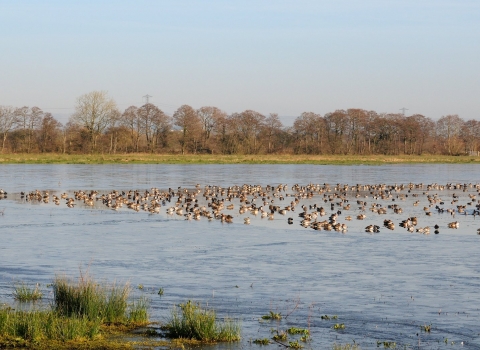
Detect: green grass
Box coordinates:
(53, 274, 148, 325)
(0, 153, 479, 164)
(261, 310, 282, 320)
(0, 274, 150, 348)
(13, 283, 43, 302)
(0, 307, 101, 342)
(333, 343, 361, 350)
(163, 300, 241, 342)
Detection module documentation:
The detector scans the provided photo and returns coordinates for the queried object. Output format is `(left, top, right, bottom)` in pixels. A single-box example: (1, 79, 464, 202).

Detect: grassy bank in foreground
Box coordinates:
(0, 153, 479, 164)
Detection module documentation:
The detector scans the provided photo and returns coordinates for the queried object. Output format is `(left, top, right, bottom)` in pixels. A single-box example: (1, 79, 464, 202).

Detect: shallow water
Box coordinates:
(1, 164, 480, 349)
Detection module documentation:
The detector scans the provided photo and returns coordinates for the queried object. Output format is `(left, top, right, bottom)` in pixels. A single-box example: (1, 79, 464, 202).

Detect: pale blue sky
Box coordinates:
(1, 0, 479, 124)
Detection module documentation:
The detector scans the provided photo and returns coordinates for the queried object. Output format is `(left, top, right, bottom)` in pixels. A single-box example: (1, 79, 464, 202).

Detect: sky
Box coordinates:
(1, 0, 479, 125)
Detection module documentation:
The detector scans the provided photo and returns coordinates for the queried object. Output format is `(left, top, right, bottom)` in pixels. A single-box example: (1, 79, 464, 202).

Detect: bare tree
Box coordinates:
(263, 113, 283, 153)
(138, 103, 168, 152)
(38, 113, 62, 152)
(436, 115, 464, 155)
(197, 106, 226, 150)
(121, 106, 141, 152)
(0, 106, 16, 152)
(70, 91, 118, 152)
(173, 105, 202, 154)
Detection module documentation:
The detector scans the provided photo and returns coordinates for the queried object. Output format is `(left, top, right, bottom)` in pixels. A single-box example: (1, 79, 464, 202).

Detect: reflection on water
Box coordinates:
(1, 164, 480, 349)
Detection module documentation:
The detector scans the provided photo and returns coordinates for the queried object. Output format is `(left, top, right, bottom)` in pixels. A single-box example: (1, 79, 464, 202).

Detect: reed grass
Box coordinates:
(0, 274, 150, 348)
(13, 283, 43, 302)
(0, 307, 101, 342)
(164, 300, 241, 342)
(333, 343, 361, 350)
(53, 274, 148, 325)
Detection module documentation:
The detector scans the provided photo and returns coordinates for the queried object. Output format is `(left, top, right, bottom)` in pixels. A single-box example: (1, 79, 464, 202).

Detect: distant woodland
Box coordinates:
(0, 91, 478, 156)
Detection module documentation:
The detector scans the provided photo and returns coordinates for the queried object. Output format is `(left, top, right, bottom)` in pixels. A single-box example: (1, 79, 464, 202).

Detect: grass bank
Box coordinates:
(0, 153, 479, 164)
(0, 274, 149, 349)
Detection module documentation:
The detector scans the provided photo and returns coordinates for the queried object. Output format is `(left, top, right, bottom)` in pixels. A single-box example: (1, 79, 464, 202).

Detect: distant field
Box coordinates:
(0, 153, 479, 164)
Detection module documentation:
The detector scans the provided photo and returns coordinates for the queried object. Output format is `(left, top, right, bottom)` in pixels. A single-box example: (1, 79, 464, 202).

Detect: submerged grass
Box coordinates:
(164, 300, 241, 342)
(0, 153, 479, 164)
(13, 283, 43, 302)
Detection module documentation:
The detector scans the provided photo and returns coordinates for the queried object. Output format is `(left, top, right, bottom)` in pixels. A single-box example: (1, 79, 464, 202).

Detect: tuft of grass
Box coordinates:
(287, 327, 309, 336)
(421, 324, 431, 332)
(253, 338, 270, 345)
(289, 340, 303, 349)
(261, 311, 282, 320)
(333, 343, 361, 350)
(272, 330, 287, 341)
(163, 300, 241, 342)
(376, 340, 396, 348)
(53, 273, 147, 325)
(13, 283, 43, 302)
(0, 307, 101, 342)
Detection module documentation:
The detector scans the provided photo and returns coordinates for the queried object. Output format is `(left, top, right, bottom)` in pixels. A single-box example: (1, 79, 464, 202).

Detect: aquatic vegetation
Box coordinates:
(261, 310, 282, 320)
(53, 274, 148, 325)
(157, 288, 164, 296)
(321, 314, 338, 320)
(272, 330, 287, 341)
(13, 283, 43, 302)
(333, 343, 361, 350)
(300, 334, 310, 342)
(164, 300, 241, 342)
(287, 327, 309, 335)
(376, 340, 396, 348)
(0, 307, 101, 342)
(421, 324, 431, 332)
(333, 323, 345, 330)
(252, 338, 271, 345)
(288, 339, 304, 348)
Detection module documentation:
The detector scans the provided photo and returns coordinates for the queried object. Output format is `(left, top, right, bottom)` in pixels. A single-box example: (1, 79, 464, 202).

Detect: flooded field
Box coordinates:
(1, 164, 480, 349)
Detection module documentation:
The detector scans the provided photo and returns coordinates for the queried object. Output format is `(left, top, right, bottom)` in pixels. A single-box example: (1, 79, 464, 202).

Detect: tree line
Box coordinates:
(0, 91, 479, 155)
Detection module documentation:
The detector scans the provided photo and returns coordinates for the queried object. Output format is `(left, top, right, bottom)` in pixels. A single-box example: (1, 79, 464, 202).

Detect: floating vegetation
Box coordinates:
(421, 324, 431, 332)
(287, 327, 310, 336)
(288, 339, 304, 348)
(333, 343, 361, 350)
(13, 283, 43, 302)
(163, 300, 241, 342)
(321, 314, 338, 320)
(300, 334, 310, 342)
(157, 288, 164, 296)
(376, 340, 396, 348)
(272, 330, 288, 341)
(252, 338, 271, 345)
(261, 311, 282, 320)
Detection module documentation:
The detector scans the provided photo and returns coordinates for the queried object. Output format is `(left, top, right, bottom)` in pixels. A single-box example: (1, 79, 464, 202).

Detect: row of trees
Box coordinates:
(1, 91, 479, 155)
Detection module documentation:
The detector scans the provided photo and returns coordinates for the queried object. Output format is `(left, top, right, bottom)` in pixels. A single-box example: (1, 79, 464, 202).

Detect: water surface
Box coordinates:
(1, 164, 479, 349)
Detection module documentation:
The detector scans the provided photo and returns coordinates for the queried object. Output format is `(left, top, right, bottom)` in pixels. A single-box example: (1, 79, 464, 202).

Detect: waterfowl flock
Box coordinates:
(2, 181, 480, 234)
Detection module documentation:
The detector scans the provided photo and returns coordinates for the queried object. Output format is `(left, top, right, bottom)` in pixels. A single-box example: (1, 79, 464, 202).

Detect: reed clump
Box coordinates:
(333, 343, 361, 350)
(13, 283, 43, 302)
(164, 300, 241, 342)
(0, 274, 149, 347)
(53, 274, 148, 325)
(0, 307, 101, 342)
